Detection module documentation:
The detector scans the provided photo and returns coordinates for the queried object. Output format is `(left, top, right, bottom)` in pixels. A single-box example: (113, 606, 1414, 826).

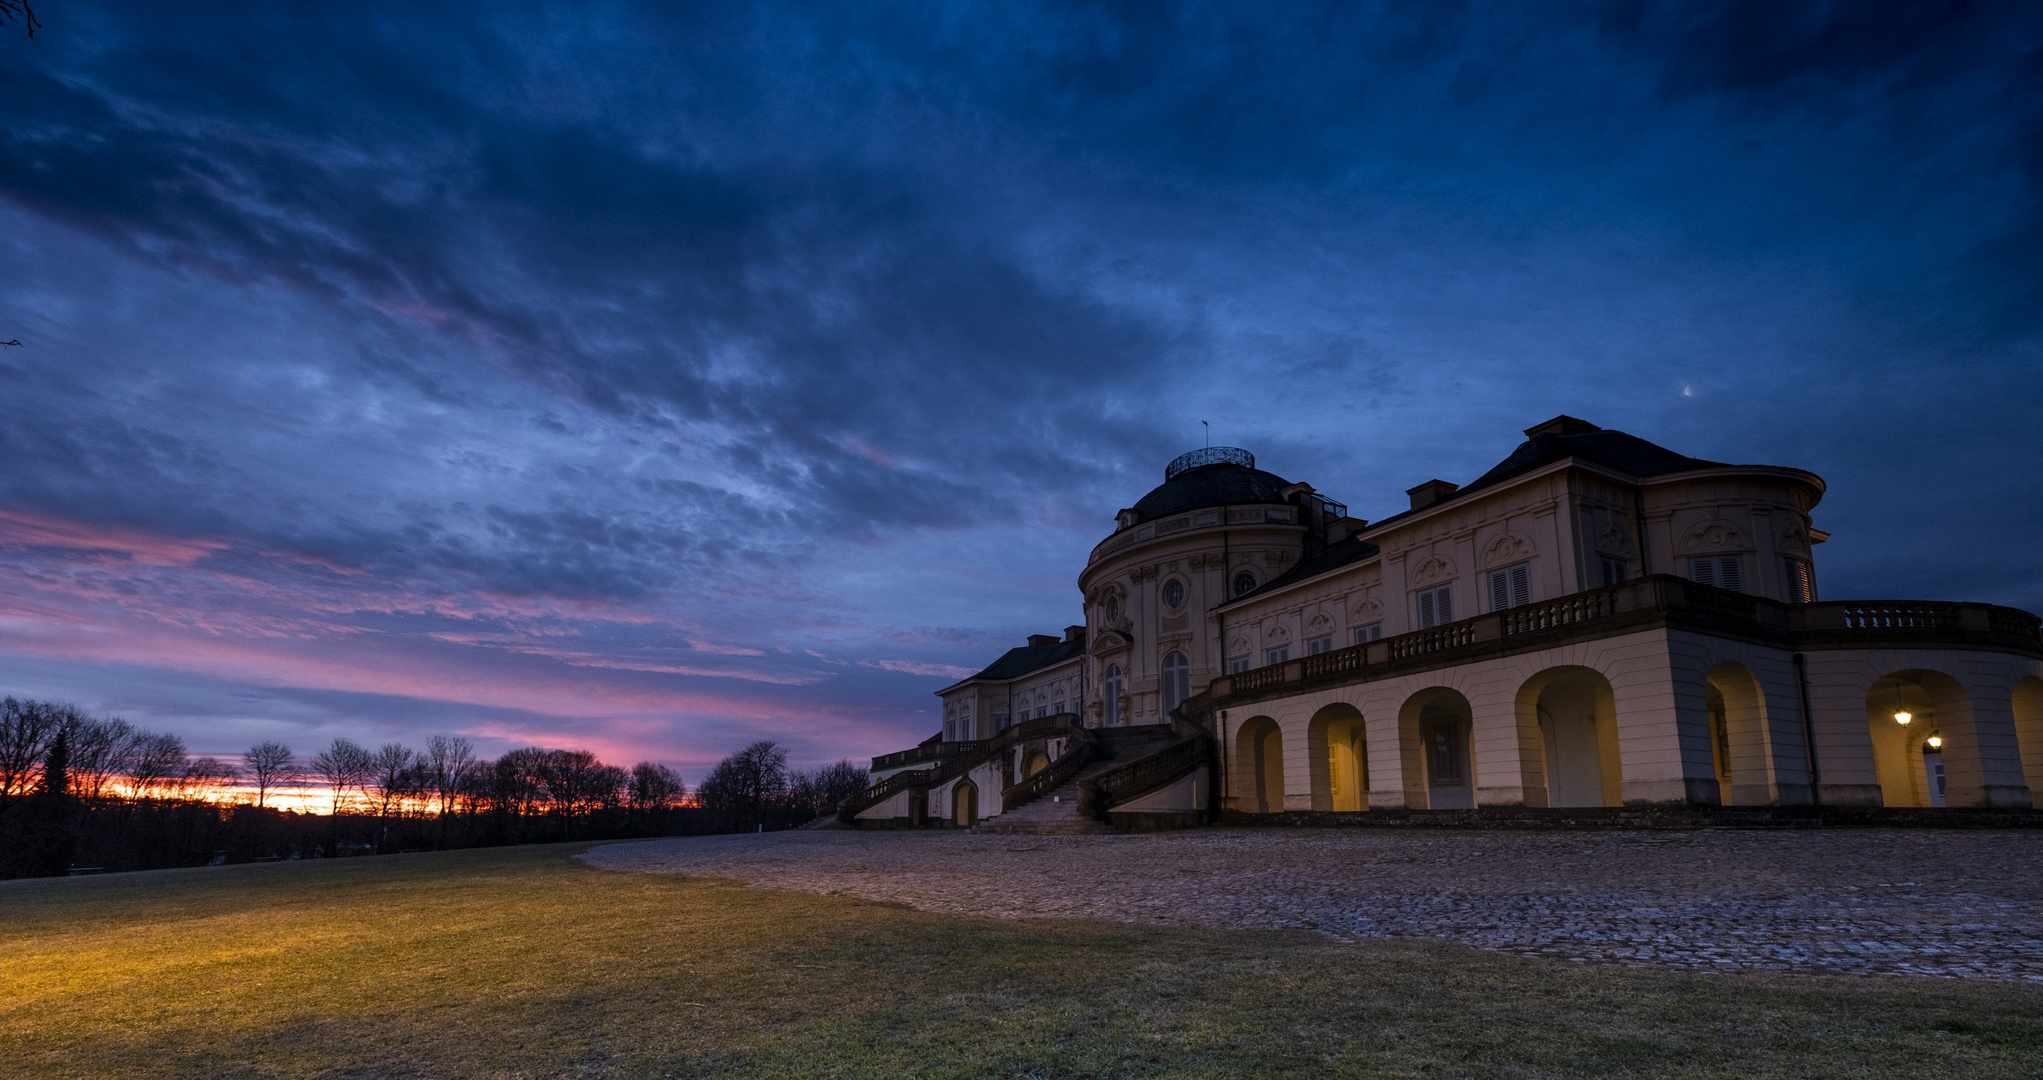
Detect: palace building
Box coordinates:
(844, 416, 2043, 832)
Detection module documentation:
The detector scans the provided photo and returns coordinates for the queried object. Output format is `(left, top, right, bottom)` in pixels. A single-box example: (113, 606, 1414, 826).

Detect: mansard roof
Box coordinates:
(956, 631, 1086, 684)
(1227, 534, 1382, 605)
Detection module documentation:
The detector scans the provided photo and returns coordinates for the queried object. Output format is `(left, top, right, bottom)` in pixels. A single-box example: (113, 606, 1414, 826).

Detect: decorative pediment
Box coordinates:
(1683, 519, 1748, 553)
(1088, 628, 1132, 657)
(1481, 531, 1535, 569)
(1263, 623, 1292, 645)
(1411, 554, 1455, 585)
(1349, 595, 1382, 621)
(1597, 520, 1632, 555)
(1777, 522, 1809, 552)
(1227, 633, 1252, 655)
(1305, 611, 1333, 634)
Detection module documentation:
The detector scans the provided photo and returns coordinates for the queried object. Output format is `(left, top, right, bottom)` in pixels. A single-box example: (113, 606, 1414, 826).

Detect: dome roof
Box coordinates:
(1128, 456, 1294, 524)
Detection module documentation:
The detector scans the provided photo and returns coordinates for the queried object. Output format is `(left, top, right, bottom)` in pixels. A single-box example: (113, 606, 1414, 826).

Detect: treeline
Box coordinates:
(0, 697, 867, 878)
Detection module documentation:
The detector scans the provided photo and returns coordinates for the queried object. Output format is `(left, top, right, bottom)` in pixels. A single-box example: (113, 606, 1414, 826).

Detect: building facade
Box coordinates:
(847, 417, 2043, 831)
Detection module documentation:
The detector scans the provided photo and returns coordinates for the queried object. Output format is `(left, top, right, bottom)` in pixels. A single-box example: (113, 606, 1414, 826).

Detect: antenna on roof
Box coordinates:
(1201, 420, 1209, 448)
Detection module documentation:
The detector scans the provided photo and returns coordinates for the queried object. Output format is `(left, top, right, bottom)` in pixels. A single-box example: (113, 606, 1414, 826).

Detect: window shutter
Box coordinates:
(1489, 570, 1509, 612)
(1418, 590, 1436, 629)
(1437, 585, 1453, 623)
(1510, 564, 1531, 607)
(1691, 558, 1716, 587)
(1720, 557, 1743, 592)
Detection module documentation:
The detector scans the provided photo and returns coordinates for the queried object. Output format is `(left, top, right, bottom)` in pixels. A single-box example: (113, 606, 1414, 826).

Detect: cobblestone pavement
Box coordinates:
(583, 828, 2043, 980)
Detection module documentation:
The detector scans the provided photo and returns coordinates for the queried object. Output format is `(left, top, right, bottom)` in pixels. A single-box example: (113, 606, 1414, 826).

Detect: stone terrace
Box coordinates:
(584, 828, 2043, 981)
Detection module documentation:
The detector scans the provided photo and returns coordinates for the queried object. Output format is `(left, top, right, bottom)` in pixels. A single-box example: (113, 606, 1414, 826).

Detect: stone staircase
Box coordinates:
(973, 727, 1192, 835)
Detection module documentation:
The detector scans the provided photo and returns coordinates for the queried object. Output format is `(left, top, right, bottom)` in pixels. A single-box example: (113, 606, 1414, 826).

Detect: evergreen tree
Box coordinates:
(23, 727, 76, 877)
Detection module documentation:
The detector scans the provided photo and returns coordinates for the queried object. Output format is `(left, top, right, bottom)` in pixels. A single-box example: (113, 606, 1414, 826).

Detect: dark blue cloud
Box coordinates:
(0, 1, 2038, 763)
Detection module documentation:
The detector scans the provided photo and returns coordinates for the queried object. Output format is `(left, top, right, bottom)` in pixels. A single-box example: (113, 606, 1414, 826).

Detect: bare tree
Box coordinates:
(178, 757, 241, 803)
(628, 761, 685, 811)
(309, 737, 372, 815)
(0, 1, 39, 39)
(424, 735, 476, 817)
(69, 716, 136, 803)
(695, 740, 788, 828)
(0, 697, 65, 804)
(242, 741, 297, 809)
(125, 730, 189, 800)
(788, 759, 870, 822)
(365, 742, 417, 822)
(535, 749, 625, 837)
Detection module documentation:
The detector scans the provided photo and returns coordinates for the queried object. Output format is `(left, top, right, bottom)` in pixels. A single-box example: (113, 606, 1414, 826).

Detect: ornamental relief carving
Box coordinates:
(1305, 611, 1333, 634)
(1480, 530, 1535, 569)
(1349, 595, 1383, 621)
(1682, 519, 1748, 553)
(1777, 522, 1809, 552)
(1597, 521, 1633, 555)
(1130, 564, 1159, 583)
(1263, 623, 1292, 645)
(1227, 633, 1252, 655)
(1264, 550, 1298, 570)
(1410, 554, 1455, 585)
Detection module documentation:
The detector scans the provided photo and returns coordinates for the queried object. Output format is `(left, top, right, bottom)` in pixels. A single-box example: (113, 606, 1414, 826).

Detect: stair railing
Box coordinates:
(999, 726, 1104, 811)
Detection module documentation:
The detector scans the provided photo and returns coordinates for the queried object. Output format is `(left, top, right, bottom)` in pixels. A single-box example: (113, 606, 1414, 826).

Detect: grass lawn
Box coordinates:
(4, 841, 2041, 1079)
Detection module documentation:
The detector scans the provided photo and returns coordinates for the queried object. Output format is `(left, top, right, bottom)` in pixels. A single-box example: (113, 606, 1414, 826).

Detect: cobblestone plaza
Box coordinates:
(588, 828, 2043, 981)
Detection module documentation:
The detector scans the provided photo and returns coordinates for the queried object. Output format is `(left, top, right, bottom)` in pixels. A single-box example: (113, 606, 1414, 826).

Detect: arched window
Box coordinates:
(1162, 651, 1190, 718)
(1105, 594, 1122, 624)
(1105, 664, 1124, 726)
(1161, 578, 1186, 611)
(1233, 571, 1258, 598)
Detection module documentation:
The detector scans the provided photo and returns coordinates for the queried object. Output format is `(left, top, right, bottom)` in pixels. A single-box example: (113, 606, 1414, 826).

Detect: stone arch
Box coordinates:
(1306, 703, 1369, 812)
(1517, 667, 1620, 808)
(1705, 661, 1775, 805)
(1022, 750, 1050, 778)
(1865, 670, 1972, 807)
(1398, 688, 1474, 810)
(1233, 715, 1285, 814)
(951, 779, 978, 827)
(2013, 676, 2043, 798)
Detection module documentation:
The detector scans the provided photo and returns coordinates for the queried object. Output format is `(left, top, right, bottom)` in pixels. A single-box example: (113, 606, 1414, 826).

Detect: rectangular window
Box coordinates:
(996, 713, 1010, 732)
(1035, 706, 1048, 719)
(1351, 622, 1383, 645)
(1599, 556, 1627, 587)
(1415, 584, 1454, 629)
(1487, 563, 1532, 611)
(1052, 700, 1066, 716)
(944, 719, 955, 740)
(1228, 655, 1251, 674)
(1265, 646, 1290, 666)
(1306, 634, 1334, 655)
(1690, 555, 1744, 592)
(1783, 557, 1815, 603)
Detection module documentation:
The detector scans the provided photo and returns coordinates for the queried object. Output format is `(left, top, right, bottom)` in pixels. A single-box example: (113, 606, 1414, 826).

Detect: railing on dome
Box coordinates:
(1164, 446, 1254, 480)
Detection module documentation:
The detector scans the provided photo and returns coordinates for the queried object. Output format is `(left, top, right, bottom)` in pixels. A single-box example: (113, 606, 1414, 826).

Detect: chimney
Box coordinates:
(1027, 634, 1060, 648)
(1064, 625, 1086, 644)
(1406, 479, 1460, 511)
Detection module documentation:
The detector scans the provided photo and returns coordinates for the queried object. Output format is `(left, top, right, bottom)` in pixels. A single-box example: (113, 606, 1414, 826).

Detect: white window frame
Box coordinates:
(1161, 578, 1186, 611)
(1104, 664, 1123, 725)
(1232, 571, 1258, 598)
(1351, 622, 1383, 645)
(1598, 556, 1627, 587)
(1161, 651, 1190, 717)
(1689, 555, 1745, 592)
(1415, 584, 1454, 629)
(1305, 634, 1334, 655)
(1487, 562, 1532, 612)
(1228, 655, 1251, 674)
(1264, 646, 1290, 666)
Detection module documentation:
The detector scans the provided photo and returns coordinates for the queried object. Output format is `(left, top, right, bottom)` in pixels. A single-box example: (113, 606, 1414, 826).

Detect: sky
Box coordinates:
(1, 2, 2040, 780)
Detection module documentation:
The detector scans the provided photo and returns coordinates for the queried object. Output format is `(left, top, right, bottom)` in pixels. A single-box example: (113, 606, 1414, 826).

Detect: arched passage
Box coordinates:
(1399, 688, 1474, 810)
(2016, 677, 2043, 798)
(1022, 751, 1050, 778)
(1307, 703, 1369, 812)
(952, 780, 978, 827)
(1233, 715, 1284, 813)
(1865, 670, 1970, 807)
(1518, 667, 1620, 808)
(1706, 661, 1774, 805)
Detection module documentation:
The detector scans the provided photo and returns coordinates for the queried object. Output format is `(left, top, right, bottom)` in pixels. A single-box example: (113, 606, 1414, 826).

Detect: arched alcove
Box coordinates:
(1705, 661, 1774, 805)
(2015, 677, 2043, 798)
(1517, 667, 1620, 808)
(1233, 715, 1284, 813)
(1865, 670, 1969, 807)
(1398, 688, 1474, 810)
(1307, 703, 1369, 812)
